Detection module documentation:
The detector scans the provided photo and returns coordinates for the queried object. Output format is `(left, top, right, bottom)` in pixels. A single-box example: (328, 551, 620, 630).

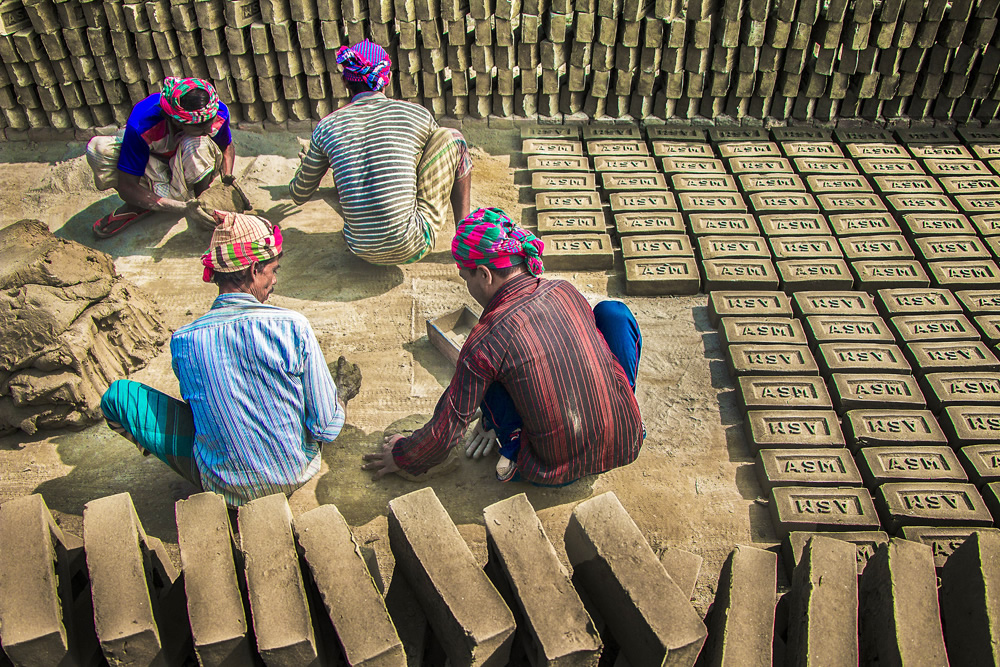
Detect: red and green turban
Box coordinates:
(201, 212, 282, 282)
(452, 207, 545, 276)
(159, 77, 219, 125)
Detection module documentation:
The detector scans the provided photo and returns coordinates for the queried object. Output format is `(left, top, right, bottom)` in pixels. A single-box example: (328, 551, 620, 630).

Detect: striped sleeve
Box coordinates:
(289, 141, 331, 205)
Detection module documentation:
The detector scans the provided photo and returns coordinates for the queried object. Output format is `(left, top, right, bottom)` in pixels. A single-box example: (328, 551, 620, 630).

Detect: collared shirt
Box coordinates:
(394, 273, 644, 484)
(171, 293, 344, 506)
(288, 92, 437, 264)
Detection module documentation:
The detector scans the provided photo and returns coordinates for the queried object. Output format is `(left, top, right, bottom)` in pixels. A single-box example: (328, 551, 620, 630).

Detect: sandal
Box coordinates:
(93, 209, 151, 239)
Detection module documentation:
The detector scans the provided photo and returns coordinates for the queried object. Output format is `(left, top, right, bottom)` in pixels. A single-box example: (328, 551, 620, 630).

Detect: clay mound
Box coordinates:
(198, 183, 252, 215)
(0, 220, 168, 435)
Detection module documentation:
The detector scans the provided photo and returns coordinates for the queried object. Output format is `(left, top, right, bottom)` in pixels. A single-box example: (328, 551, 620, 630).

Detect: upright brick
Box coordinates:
(784, 530, 889, 575)
(564, 492, 707, 665)
(938, 530, 1000, 665)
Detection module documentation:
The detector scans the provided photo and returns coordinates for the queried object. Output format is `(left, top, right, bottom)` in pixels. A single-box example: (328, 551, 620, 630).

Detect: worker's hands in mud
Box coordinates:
(330, 355, 362, 404)
(221, 175, 253, 210)
(362, 434, 403, 479)
(464, 415, 498, 459)
(184, 199, 217, 229)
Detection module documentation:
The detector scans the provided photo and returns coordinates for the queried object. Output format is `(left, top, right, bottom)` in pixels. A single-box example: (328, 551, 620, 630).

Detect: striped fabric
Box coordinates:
(170, 292, 345, 506)
(289, 92, 471, 265)
(393, 273, 644, 485)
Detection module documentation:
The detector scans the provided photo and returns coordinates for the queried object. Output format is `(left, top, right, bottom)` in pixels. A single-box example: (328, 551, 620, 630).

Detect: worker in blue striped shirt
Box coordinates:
(100, 212, 353, 506)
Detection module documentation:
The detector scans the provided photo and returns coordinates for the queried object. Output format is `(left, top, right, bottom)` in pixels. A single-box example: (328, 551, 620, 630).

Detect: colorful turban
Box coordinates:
(201, 212, 282, 282)
(452, 208, 545, 277)
(159, 77, 219, 125)
(336, 40, 392, 92)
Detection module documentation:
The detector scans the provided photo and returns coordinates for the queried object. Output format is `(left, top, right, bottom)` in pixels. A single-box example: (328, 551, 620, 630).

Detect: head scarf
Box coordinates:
(336, 40, 392, 92)
(201, 211, 282, 282)
(452, 208, 545, 277)
(159, 77, 219, 125)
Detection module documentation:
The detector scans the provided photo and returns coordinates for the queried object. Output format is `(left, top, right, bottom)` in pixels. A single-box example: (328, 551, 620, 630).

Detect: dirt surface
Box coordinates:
(0, 126, 775, 615)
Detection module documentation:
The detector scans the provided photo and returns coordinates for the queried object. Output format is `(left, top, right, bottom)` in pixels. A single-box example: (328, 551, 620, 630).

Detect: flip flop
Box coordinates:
(93, 209, 151, 239)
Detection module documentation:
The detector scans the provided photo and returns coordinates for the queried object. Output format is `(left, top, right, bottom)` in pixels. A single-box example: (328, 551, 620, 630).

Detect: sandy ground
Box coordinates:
(0, 125, 777, 615)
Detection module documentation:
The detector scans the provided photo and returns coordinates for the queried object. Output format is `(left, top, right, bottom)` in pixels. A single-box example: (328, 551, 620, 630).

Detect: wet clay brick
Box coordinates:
(744, 410, 846, 452)
(975, 144, 1000, 160)
(901, 525, 1000, 568)
(986, 482, 1000, 522)
(794, 291, 877, 317)
(647, 126, 707, 141)
(727, 344, 820, 376)
(679, 192, 748, 212)
(978, 314, 1000, 345)
(749, 192, 819, 214)
(689, 213, 761, 236)
(839, 235, 915, 261)
(786, 536, 860, 665)
(971, 205, 1000, 230)
(916, 235, 990, 261)
(806, 175, 873, 193)
(910, 144, 974, 160)
(773, 127, 834, 141)
(532, 172, 596, 191)
(586, 140, 648, 156)
(837, 127, 894, 143)
(700, 546, 777, 667)
(388, 488, 515, 666)
(889, 194, 959, 214)
(740, 174, 807, 192)
(963, 126, 1000, 143)
(727, 157, 794, 174)
(710, 127, 770, 142)
(858, 158, 926, 175)
(652, 141, 715, 158)
(929, 260, 1000, 289)
(876, 482, 993, 531)
(564, 493, 707, 665)
(717, 141, 782, 158)
(793, 158, 862, 175)
(921, 372, 1000, 412)
(890, 313, 979, 343)
(720, 317, 807, 346)
(924, 158, 990, 175)
(784, 531, 889, 576)
(901, 213, 976, 236)
(659, 548, 703, 601)
(758, 214, 832, 236)
(818, 194, 888, 214)
(805, 315, 895, 345)
(846, 142, 910, 159)
(583, 125, 641, 140)
(672, 173, 738, 191)
(593, 156, 657, 172)
(609, 191, 678, 212)
(521, 125, 580, 139)
(770, 237, 843, 259)
(956, 289, 1000, 314)
(818, 342, 912, 376)
(956, 194, 1000, 215)
(858, 539, 949, 667)
(535, 190, 603, 212)
(698, 235, 770, 260)
(876, 288, 961, 317)
(614, 211, 684, 235)
(850, 260, 931, 292)
(756, 448, 863, 492)
(843, 409, 947, 450)
(770, 487, 881, 537)
(660, 157, 726, 173)
(940, 175, 1000, 194)
(703, 259, 780, 291)
(781, 142, 845, 158)
(621, 234, 693, 259)
(527, 155, 591, 171)
(601, 172, 667, 191)
(536, 211, 607, 234)
(906, 341, 1000, 375)
(738, 376, 833, 412)
(872, 175, 943, 195)
(939, 530, 1000, 666)
(831, 374, 926, 413)
(540, 234, 615, 271)
(522, 139, 585, 156)
(483, 494, 601, 666)
(943, 405, 1000, 446)
(777, 259, 855, 293)
(859, 446, 967, 487)
(961, 444, 1000, 486)
(708, 291, 792, 325)
(624, 258, 701, 295)
(828, 212, 901, 236)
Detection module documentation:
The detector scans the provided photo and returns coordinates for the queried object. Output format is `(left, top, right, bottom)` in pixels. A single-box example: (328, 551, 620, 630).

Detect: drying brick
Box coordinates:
(609, 191, 677, 212)
(740, 174, 806, 191)
(784, 531, 888, 575)
(719, 317, 807, 346)
(660, 157, 726, 173)
(602, 172, 668, 191)
(902, 525, 1000, 567)
(877, 482, 993, 531)
(531, 171, 596, 190)
(717, 141, 782, 158)
(806, 174, 872, 193)
(890, 313, 979, 342)
(876, 287, 960, 317)
(750, 192, 819, 214)
(759, 213, 832, 236)
(744, 409, 845, 452)
(621, 234, 692, 259)
(843, 408, 947, 450)
(928, 259, 1000, 289)
(614, 211, 684, 235)
(535, 190, 602, 212)
(586, 139, 649, 156)
(793, 291, 876, 317)
(941, 176, 1000, 195)
(777, 259, 854, 293)
(520, 125, 580, 139)
(839, 234, 914, 260)
(858, 158, 925, 176)
(708, 291, 792, 325)
(688, 213, 760, 236)
(901, 212, 976, 236)
(960, 444, 1000, 486)
(828, 212, 901, 236)
(625, 257, 701, 295)
(942, 405, 1000, 446)
(703, 259, 780, 291)
(541, 233, 614, 271)
(939, 530, 1000, 665)
(756, 448, 863, 492)
(925, 158, 990, 176)
(906, 341, 1000, 375)
(698, 236, 770, 260)
(727, 344, 820, 376)
(526, 155, 590, 171)
(873, 175, 943, 195)
(536, 211, 606, 234)
(971, 214, 1000, 237)
(727, 156, 794, 173)
(594, 156, 656, 172)
(522, 139, 584, 155)
(851, 260, 931, 292)
(805, 315, 894, 345)
(771, 486, 881, 537)
(956, 289, 1000, 314)
(652, 142, 715, 159)
(831, 373, 926, 413)
(659, 548, 703, 601)
(921, 372, 1000, 412)
(859, 445, 967, 487)
(738, 375, 833, 411)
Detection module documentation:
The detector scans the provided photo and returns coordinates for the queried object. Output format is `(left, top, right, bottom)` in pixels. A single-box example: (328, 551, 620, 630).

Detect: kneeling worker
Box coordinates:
(363, 208, 644, 484)
(101, 212, 346, 506)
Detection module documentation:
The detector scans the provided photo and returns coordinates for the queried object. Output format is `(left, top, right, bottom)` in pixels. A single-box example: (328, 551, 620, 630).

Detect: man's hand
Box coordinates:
(464, 416, 497, 459)
(185, 199, 217, 230)
(221, 175, 253, 211)
(330, 356, 362, 404)
(362, 434, 403, 479)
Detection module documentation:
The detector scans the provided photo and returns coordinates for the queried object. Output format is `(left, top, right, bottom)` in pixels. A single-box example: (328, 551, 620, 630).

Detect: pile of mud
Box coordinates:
(0, 219, 167, 435)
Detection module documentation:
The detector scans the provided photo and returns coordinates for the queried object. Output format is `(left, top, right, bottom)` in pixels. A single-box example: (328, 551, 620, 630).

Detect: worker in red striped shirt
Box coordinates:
(363, 208, 644, 485)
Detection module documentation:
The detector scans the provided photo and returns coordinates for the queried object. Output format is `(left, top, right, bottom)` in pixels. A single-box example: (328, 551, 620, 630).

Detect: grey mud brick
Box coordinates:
(702, 259, 780, 291)
(700, 545, 777, 667)
(727, 344, 820, 377)
(646, 126, 707, 141)
(792, 157, 860, 175)
(727, 156, 794, 174)
(828, 212, 901, 236)
(901, 525, 1000, 568)
(925, 158, 991, 176)
(858, 158, 926, 176)
(782, 142, 845, 159)
(910, 144, 974, 160)
(889, 194, 960, 215)
(388, 488, 515, 666)
(961, 444, 1000, 486)
(939, 530, 1000, 666)
(843, 409, 948, 450)
(698, 236, 770, 260)
(614, 211, 684, 235)
(532, 171, 596, 191)
(974, 314, 1000, 345)
(940, 175, 1000, 194)
(176, 492, 255, 667)
(601, 172, 667, 192)
(901, 213, 977, 236)
(920, 372, 1000, 412)
(756, 448, 864, 492)
(773, 128, 834, 142)
(535, 190, 603, 212)
(672, 173, 739, 191)
(708, 291, 793, 326)
(982, 236, 1000, 260)
(594, 156, 657, 172)
(858, 539, 949, 667)
(84, 493, 191, 667)
(786, 536, 860, 666)
(688, 213, 761, 236)
(806, 175, 873, 193)
(956, 289, 1000, 314)
(850, 260, 931, 292)
(522, 139, 584, 155)
(784, 531, 889, 576)
(624, 258, 701, 295)
(652, 142, 715, 158)
(758, 214, 832, 236)
(536, 211, 607, 234)
(679, 192, 748, 212)
(660, 157, 726, 174)
(817, 193, 888, 214)
(793, 291, 877, 317)
(521, 125, 581, 139)
(830, 374, 927, 413)
(293, 505, 406, 667)
(749, 192, 819, 214)
(483, 494, 602, 666)
(839, 235, 915, 261)
(770, 487, 881, 537)
(238, 494, 320, 666)
(539, 234, 615, 271)
(906, 341, 1000, 375)
(609, 191, 678, 212)
(719, 317, 808, 346)
(583, 126, 641, 140)
(777, 259, 855, 293)
(805, 315, 895, 345)
(710, 127, 769, 142)
(770, 237, 843, 260)
(738, 376, 833, 412)
(876, 288, 961, 317)
(744, 410, 846, 452)
(846, 142, 910, 159)
(971, 214, 1000, 237)
(872, 175, 944, 195)
(527, 155, 591, 171)
(740, 173, 807, 192)
(621, 234, 693, 259)
(943, 405, 1000, 446)
(986, 482, 1000, 522)
(659, 549, 703, 601)
(0, 494, 96, 666)
(817, 342, 912, 376)
(716, 141, 781, 158)
(929, 259, 1000, 289)
(956, 194, 1000, 215)
(564, 492, 708, 666)
(859, 446, 968, 487)
(586, 139, 649, 156)
(875, 482, 993, 531)
(890, 313, 980, 342)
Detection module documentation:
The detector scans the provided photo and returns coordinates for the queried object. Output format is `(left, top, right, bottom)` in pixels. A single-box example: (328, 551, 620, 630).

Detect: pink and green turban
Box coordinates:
(452, 208, 545, 276)
(336, 40, 392, 92)
(159, 77, 219, 125)
(201, 212, 283, 282)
